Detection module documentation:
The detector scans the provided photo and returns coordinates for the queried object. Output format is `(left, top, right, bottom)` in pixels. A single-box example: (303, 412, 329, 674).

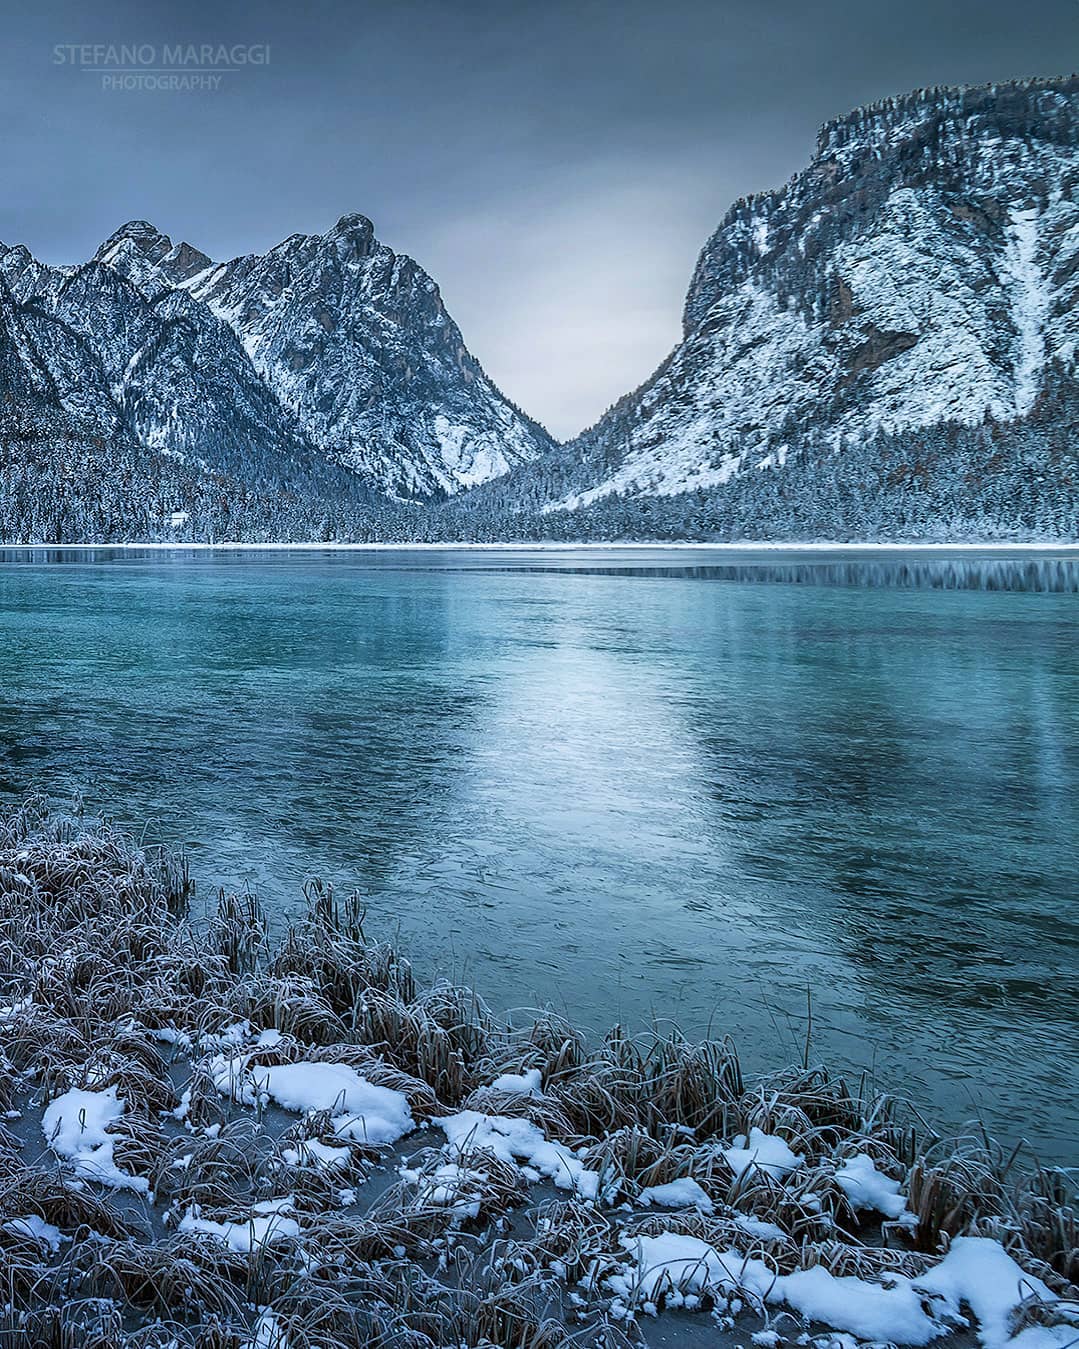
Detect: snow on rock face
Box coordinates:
(41, 1085, 151, 1194)
(0, 250, 319, 478)
(179, 219, 551, 497)
(438, 1110, 600, 1200)
(210, 1055, 415, 1146)
(0, 214, 551, 502)
(545, 77, 1079, 514)
(1001, 208, 1050, 416)
(92, 221, 212, 293)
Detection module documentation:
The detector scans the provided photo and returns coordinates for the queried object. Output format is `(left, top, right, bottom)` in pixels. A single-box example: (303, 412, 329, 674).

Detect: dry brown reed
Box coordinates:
(0, 798, 1074, 1347)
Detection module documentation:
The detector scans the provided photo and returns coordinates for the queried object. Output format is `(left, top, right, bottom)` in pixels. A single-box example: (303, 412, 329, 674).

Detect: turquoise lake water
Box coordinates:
(1, 547, 1076, 1160)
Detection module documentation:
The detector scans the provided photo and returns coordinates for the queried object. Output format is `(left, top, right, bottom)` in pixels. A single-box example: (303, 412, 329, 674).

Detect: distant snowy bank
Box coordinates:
(5, 540, 1079, 553)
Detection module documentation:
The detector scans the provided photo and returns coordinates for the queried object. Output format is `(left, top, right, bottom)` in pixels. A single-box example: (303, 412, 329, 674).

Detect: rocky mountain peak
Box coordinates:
(328, 212, 375, 240)
(323, 212, 378, 266)
(92, 221, 212, 292)
(3, 210, 551, 502)
(814, 75, 1079, 165)
(682, 76, 1079, 336)
(161, 239, 214, 283)
(94, 220, 172, 263)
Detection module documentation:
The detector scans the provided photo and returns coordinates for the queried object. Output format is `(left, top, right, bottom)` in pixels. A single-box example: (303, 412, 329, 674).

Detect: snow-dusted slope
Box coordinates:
(541, 78, 1079, 514)
(0, 250, 314, 470)
(0, 217, 551, 498)
(183, 214, 551, 496)
(2, 77, 1076, 541)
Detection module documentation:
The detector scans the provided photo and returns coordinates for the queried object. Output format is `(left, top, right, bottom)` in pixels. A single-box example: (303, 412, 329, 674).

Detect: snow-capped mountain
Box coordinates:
(181, 214, 550, 497)
(1, 77, 1076, 543)
(0, 247, 316, 473)
(0, 216, 552, 499)
(527, 77, 1079, 516)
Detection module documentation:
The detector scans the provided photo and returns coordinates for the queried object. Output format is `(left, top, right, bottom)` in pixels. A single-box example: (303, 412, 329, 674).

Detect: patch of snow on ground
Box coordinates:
(722, 1127, 803, 1180)
(3, 1215, 67, 1252)
(730, 1213, 786, 1241)
(281, 1138, 351, 1170)
(775, 1263, 946, 1343)
(609, 1233, 752, 1308)
(610, 1232, 942, 1338)
(243, 1311, 292, 1349)
(439, 1110, 599, 1200)
(210, 1056, 415, 1146)
(489, 1068, 544, 1097)
(400, 1161, 486, 1219)
(913, 1236, 1074, 1349)
(179, 1198, 300, 1253)
(0, 996, 32, 1023)
(610, 1231, 1076, 1347)
(242, 1311, 292, 1349)
(637, 1177, 715, 1213)
(42, 1085, 150, 1193)
(833, 1153, 909, 1219)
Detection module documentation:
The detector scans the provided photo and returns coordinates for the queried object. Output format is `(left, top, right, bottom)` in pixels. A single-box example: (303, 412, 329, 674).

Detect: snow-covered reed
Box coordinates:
(0, 798, 1074, 1347)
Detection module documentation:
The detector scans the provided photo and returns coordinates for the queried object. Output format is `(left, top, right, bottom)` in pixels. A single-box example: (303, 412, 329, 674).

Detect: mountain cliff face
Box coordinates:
(522, 77, 1079, 517)
(181, 215, 549, 496)
(0, 216, 552, 501)
(1, 77, 1076, 542)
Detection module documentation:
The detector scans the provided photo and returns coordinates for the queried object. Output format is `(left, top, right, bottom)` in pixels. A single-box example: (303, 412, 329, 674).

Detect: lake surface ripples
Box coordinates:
(1, 546, 1076, 1160)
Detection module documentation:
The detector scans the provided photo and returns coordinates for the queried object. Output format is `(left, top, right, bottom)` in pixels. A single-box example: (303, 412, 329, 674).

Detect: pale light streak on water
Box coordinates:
(0, 547, 1076, 1160)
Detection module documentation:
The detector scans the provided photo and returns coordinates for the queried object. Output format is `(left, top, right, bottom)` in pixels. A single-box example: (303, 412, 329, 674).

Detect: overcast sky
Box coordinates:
(1, 0, 1076, 438)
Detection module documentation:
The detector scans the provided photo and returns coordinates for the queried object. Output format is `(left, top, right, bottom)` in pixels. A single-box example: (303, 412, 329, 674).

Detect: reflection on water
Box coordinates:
(4, 547, 1079, 591)
(0, 547, 1076, 1160)
(412, 556, 1079, 592)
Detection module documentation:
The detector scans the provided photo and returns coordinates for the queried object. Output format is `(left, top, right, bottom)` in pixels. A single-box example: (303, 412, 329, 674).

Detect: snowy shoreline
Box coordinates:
(3, 539, 1079, 553)
(0, 801, 1076, 1348)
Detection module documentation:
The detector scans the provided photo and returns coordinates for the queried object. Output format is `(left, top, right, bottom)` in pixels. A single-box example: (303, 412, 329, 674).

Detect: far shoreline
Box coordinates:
(3, 540, 1079, 553)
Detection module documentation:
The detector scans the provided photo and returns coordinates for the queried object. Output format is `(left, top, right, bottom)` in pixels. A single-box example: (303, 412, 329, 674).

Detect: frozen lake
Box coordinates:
(1, 545, 1076, 1160)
